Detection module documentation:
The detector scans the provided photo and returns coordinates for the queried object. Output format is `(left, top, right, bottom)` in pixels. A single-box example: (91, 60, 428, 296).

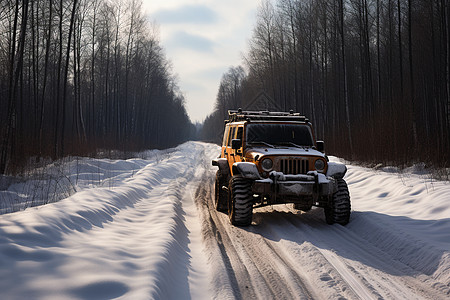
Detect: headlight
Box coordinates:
(261, 158, 273, 171)
(315, 159, 325, 171)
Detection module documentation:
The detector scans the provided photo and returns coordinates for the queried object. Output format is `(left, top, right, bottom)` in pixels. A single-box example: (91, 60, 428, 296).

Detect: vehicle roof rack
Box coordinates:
(227, 108, 310, 123)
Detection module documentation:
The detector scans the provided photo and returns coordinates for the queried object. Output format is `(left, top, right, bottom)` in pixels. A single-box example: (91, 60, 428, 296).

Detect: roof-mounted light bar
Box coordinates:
(226, 108, 310, 123)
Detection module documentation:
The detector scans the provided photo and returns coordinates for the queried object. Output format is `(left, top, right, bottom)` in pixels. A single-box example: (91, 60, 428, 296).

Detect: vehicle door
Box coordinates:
(226, 125, 236, 173)
(233, 126, 244, 163)
(221, 125, 229, 158)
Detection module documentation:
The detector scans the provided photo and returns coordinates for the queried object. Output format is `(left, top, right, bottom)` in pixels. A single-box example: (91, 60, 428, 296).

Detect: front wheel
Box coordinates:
(324, 179, 351, 225)
(228, 176, 253, 226)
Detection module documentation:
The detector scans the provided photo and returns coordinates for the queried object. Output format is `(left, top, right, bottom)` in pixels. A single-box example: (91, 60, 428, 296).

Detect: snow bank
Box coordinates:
(0, 142, 217, 299)
(0, 148, 172, 214)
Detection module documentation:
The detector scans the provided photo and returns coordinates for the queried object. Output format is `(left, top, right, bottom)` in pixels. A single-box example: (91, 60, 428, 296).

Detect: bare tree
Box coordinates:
(0, 0, 194, 174)
(205, 0, 449, 167)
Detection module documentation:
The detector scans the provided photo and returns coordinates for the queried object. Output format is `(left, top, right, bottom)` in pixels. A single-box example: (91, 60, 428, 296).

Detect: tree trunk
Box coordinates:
(408, 0, 418, 148)
(0, 0, 28, 174)
(340, 0, 353, 157)
(60, 0, 78, 157)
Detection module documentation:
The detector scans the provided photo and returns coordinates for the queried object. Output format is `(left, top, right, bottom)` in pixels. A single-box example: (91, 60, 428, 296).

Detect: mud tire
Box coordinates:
(214, 171, 228, 212)
(324, 179, 351, 225)
(228, 176, 253, 226)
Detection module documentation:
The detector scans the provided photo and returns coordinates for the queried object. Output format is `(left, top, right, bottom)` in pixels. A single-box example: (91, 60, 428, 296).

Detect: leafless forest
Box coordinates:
(0, 0, 194, 174)
(202, 0, 450, 168)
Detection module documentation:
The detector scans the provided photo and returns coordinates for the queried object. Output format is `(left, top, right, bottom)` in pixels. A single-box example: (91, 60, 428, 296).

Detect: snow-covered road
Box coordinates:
(0, 142, 449, 299)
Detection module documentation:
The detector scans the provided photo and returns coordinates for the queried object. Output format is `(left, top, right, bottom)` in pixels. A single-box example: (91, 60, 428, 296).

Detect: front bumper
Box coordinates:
(252, 171, 337, 199)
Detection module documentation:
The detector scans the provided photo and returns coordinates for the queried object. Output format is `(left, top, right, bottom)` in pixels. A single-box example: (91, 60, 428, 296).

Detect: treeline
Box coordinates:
(0, 0, 194, 174)
(203, 0, 450, 167)
(201, 66, 246, 143)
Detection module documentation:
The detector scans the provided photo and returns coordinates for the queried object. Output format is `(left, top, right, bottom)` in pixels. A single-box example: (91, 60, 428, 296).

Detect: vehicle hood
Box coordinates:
(246, 146, 325, 159)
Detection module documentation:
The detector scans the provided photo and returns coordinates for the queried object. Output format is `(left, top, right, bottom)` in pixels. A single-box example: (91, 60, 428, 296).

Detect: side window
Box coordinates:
(236, 127, 243, 147)
(222, 126, 229, 146)
(227, 126, 236, 147)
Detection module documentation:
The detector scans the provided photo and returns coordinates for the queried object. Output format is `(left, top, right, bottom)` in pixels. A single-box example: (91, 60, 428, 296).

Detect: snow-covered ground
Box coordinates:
(0, 142, 449, 299)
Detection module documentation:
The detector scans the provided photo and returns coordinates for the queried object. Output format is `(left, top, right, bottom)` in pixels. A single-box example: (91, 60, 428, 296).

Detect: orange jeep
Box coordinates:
(212, 109, 350, 226)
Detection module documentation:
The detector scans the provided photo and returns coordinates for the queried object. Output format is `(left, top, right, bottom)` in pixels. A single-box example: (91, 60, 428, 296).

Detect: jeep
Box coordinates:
(212, 109, 351, 226)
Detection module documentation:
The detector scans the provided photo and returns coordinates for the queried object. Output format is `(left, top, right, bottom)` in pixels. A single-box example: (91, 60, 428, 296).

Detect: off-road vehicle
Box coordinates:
(212, 109, 350, 226)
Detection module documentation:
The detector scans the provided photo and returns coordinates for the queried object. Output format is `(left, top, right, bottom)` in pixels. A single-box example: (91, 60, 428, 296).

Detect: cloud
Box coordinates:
(141, 0, 261, 122)
(190, 67, 226, 80)
(153, 4, 218, 25)
(166, 31, 215, 53)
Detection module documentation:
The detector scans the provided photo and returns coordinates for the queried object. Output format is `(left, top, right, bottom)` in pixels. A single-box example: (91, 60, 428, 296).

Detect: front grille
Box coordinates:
(279, 159, 309, 175)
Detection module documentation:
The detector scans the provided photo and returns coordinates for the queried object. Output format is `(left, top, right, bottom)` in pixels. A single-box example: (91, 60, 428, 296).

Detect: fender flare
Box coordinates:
(326, 162, 347, 179)
(232, 162, 262, 180)
(212, 158, 230, 177)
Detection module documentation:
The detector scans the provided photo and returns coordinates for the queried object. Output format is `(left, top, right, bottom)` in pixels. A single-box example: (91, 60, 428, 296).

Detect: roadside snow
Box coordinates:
(0, 142, 218, 300)
(0, 148, 173, 214)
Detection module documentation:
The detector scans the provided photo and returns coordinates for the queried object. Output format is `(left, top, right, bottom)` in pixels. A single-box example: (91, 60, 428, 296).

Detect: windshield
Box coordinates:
(246, 123, 314, 147)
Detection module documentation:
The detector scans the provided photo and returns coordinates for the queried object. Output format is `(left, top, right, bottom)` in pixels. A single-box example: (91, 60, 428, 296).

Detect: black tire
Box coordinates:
(228, 176, 253, 226)
(324, 179, 351, 225)
(214, 171, 228, 212)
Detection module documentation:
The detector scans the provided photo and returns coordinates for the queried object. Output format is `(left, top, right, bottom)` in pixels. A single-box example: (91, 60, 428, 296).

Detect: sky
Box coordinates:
(142, 0, 261, 123)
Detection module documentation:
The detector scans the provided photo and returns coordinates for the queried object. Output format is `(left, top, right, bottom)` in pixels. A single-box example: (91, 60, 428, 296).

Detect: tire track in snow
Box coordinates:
(315, 248, 377, 300)
(194, 174, 257, 300)
(257, 235, 314, 299)
(195, 171, 314, 299)
(250, 210, 361, 299)
(218, 218, 314, 299)
(314, 216, 449, 299)
(196, 167, 449, 299)
(268, 208, 449, 300)
(273, 213, 385, 299)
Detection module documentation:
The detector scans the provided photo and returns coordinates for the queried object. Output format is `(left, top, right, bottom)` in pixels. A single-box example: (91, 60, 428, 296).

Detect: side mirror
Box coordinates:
(316, 140, 324, 152)
(231, 139, 242, 150)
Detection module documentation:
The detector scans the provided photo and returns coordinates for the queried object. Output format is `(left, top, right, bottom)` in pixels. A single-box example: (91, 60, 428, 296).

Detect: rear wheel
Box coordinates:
(228, 176, 253, 226)
(324, 179, 351, 225)
(214, 171, 228, 212)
